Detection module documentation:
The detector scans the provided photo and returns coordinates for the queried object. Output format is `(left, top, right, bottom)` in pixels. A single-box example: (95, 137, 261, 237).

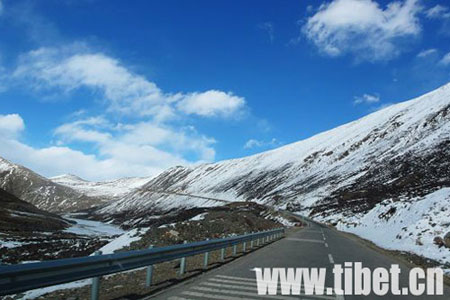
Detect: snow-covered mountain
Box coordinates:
(0, 187, 70, 233)
(98, 83, 450, 264)
(0, 158, 102, 213)
(50, 174, 151, 200)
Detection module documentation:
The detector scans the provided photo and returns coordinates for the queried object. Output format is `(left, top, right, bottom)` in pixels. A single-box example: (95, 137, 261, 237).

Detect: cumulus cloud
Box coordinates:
(52, 116, 216, 178)
(0, 114, 217, 180)
(0, 137, 170, 181)
(0, 114, 25, 137)
(302, 0, 422, 62)
(54, 118, 216, 162)
(13, 46, 246, 120)
(0, 44, 249, 180)
(177, 90, 245, 118)
(244, 138, 281, 150)
(417, 48, 438, 58)
(425, 5, 450, 19)
(353, 93, 380, 105)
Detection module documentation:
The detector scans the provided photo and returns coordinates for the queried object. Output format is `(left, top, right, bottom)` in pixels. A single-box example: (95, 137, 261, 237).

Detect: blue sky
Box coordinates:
(0, 0, 449, 180)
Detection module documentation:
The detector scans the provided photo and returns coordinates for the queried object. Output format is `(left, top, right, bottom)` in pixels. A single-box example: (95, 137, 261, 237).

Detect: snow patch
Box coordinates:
(189, 213, 208, 221)
(96, 228, 149, 255)
(63, 216, 125, 237)
(335, 188, 450, 265)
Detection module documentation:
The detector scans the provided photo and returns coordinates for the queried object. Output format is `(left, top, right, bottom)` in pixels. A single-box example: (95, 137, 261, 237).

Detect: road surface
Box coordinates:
(147, 220, 449, 299)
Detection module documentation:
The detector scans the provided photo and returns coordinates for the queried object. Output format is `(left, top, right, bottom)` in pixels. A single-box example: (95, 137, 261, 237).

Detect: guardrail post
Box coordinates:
(250, 233, 254, 249)
(243, 233, 247, 252)
(91, 251, 102, 300)
(221, 247, 226, 261)
(179, 241, 187, 276)
(233, 244, 237, 256)
(145, 245, 154, 287)
(203, 239, 209, 269)
(257, 237, 260, 246)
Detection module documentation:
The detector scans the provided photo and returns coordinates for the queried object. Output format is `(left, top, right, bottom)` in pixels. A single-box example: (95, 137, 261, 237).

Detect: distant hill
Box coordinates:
(0, 188, 70, 233)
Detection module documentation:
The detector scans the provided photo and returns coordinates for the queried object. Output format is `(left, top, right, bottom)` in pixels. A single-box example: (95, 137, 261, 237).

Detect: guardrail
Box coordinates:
(0, 228, 284, 299)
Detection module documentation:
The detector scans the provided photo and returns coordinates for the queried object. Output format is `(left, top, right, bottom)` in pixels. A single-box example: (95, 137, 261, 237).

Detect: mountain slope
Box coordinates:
(50, 174, 151, 200)
(102, 83, 450, 213)
(98, 83, 450, 264)
(0, 158, 103, 213)
(0, 188, 70, 233)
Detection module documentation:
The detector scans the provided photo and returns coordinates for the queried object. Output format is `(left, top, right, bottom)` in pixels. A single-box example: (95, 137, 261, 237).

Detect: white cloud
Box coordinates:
(13, 46, 246, 120)
(0, 114, 216, 181)
(354, 93, 380, 104)
(417, 48, 437, 58)
(425, 5, 450, 19)
(0, 137, 169, 181)
(0, 44, 249, 180)
(50, 117, 216, 178)
(258, 22, 275, 42)
(439, 52, 450, 66)
(244, 138, 281, 150)
(302, 0, 422, 62)
(0, 114, 25, 137)
(177, 90, 245, 118)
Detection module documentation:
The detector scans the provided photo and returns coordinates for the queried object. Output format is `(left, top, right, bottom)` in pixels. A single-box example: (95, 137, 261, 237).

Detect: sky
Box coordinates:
(0, 0, 449, 181)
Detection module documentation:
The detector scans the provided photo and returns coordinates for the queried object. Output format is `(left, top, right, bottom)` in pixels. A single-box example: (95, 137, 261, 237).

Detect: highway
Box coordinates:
(147, 220, 449, 300)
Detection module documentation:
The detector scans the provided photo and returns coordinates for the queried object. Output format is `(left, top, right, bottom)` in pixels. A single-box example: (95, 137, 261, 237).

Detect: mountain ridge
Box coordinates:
(0, 157, 104, 213)
(100, 82, 450, 214)
(92, 82, 450, 264)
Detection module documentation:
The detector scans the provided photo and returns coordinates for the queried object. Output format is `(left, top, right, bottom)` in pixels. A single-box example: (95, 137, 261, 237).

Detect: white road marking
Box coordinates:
(324, 243, 328, 248)
(174, 274, 342, 300)
(328, 254, 334, 264)
(202, 281, 259, 291)
(209, 278, 256, 286)
(286, 238, 325, 243)
(202, 281, 322, 295)
(215, 274, 254, 282)
(182, 290, 249, 300)
(191, 286, 318, 300)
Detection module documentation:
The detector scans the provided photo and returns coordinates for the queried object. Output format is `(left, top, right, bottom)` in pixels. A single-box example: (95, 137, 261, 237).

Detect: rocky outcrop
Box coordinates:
(444, 232, 450, 248)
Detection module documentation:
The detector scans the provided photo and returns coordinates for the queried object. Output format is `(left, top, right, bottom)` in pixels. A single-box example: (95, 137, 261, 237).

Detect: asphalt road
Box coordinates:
(148, 220, 449, 300)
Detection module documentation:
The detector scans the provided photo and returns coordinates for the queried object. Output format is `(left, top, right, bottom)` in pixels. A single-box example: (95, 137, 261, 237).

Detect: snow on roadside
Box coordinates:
(16, 227, 149, 299)
(189, 212, 208, 221)
(272, 215, 297, 227)
(20, 279, 91, 300)
(334, 188, 450, 265)
(96, 227, 149, 255)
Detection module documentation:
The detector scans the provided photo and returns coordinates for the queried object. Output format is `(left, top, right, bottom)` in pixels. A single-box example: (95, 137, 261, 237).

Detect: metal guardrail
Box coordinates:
(0, 228, 284, 299)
